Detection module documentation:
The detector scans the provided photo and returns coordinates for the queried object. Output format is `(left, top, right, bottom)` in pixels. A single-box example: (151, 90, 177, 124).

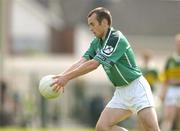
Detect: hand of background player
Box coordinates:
(51, 74, 68, 92)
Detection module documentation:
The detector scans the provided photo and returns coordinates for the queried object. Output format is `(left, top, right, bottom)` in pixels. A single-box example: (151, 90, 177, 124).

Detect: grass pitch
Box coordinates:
(0, 128, 94, 131)
(0, 128, 140, 131)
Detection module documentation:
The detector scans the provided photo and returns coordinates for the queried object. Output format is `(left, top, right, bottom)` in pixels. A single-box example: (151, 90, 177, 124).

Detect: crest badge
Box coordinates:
(103, 45, 114, 55)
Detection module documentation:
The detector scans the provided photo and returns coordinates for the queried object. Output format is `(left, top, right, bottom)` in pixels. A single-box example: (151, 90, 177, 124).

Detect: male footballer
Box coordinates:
(52, 7, 160, 131)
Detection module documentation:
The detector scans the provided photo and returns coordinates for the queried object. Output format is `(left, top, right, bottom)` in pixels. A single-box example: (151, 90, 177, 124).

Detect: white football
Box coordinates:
(39, 75, 61, 99)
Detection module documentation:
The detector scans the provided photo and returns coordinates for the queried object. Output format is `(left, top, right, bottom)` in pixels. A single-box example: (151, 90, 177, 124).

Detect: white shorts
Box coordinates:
(165, 86, 180, 107)
(106, 76, 154, 113)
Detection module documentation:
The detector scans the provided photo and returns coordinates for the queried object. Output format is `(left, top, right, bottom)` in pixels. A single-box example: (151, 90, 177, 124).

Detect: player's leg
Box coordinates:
(176, 108, 180, 130)
(137, 107, 160, 131)
(137, 117, 146, 131)
(160, 105, 177, 131)
(95, 81, 135, 131)
(96, 107, 132, 131)
(160, 87, 180, 131)
(131, 76, 160, 131)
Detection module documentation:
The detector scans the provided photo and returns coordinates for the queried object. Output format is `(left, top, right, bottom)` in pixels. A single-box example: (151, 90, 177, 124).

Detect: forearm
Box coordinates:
(64, 60, 99, 81)
(62, 57, 87, 75)
(159, 81, 168, 101)
(168, 78, 180, 85)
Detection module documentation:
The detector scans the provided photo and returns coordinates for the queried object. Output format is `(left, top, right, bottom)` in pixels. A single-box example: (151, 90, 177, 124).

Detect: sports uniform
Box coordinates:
(83, 27, 154, 112)
(164, 55, 180, 107)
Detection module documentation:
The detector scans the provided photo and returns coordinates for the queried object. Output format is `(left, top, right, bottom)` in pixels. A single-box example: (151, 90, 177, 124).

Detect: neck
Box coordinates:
(102, 27, 109, 40)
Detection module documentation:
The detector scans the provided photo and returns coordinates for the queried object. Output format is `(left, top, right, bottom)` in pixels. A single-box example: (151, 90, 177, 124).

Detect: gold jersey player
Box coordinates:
(160, 34, 180, 131)
(51, 7, 160, 131)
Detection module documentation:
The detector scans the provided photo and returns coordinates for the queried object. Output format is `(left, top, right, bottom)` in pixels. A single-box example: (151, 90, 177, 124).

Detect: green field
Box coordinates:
(0, 128, 94, 131)
(0, 128, 139, 131)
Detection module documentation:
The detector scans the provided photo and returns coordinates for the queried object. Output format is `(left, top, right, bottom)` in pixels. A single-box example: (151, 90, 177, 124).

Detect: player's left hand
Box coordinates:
(51, 74, 68, 92)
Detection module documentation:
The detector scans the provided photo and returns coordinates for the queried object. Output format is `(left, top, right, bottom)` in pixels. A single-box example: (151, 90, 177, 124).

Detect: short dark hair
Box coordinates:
(88, 7, 112, 26)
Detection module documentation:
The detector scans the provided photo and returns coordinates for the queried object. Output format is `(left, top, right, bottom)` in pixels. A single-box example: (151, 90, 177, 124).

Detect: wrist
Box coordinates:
(64, 74, 71, 81)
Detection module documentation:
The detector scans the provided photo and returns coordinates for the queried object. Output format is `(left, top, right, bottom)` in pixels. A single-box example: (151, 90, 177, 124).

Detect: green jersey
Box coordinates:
(83, 27, 142, 87)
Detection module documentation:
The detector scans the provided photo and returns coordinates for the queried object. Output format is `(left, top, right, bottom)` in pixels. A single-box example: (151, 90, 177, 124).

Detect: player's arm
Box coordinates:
(61, 57, 88, 75)
(52, 59, 100, 92)
(168, 78, 180, 85)
(159, 80, 168, 101)
(52, 39, 97, 91)
(64, 59, 100, 80)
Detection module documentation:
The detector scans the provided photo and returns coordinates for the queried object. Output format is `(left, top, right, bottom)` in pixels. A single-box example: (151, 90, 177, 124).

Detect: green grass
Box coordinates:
(0, 128, 94, 131)
(0, 128, 140, 131)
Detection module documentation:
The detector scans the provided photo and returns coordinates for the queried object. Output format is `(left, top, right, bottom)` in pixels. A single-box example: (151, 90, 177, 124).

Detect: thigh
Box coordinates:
(163, 105, 178, 120)
(138, 107, 159, 131)
(132, 76, 154, 112)
(97, 107, 132, 127)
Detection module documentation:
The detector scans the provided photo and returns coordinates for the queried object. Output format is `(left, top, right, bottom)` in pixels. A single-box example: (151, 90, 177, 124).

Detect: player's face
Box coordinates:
(88, 13, 105, 38)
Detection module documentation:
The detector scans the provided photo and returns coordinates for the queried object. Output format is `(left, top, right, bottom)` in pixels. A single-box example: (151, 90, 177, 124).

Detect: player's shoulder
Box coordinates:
(109, 28, 122, 39)
(106, 28, 122, 46)
(108, 28, 129, 47)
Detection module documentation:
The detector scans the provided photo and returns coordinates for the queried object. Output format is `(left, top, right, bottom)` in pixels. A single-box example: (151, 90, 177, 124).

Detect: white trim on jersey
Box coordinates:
(101, 31, 122, 57)
(103, 28, 112, 48)
(126, 45, 130, 49)
(114, 64, 129, 85)
(125, 53, 133, 68)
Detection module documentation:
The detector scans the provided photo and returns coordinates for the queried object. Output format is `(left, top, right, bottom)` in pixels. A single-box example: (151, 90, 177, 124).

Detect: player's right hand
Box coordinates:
(51, 75, 67, 92)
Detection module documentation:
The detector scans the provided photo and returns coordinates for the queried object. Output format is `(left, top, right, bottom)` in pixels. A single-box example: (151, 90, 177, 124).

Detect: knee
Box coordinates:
(96, 122, 109, 131)
(145, 124, 160, 131)
(163, 113, 174, 122)
(141, 120, 160, 131)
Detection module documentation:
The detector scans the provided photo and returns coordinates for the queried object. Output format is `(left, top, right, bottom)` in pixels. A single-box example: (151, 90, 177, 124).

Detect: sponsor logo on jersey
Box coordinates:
(97, 53, 106, 61)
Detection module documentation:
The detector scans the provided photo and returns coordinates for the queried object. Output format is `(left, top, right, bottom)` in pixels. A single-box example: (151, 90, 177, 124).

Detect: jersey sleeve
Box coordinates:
(83, 38, 97, 60)
(94, 32, 129, 68)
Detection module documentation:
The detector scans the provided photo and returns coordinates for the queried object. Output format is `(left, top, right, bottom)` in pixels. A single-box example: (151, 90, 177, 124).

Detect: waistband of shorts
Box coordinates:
(116, 75, 143, 88)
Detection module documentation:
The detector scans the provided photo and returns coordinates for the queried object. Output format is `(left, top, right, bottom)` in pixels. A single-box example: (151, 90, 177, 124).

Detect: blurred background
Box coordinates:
(0, 0, 180, 130)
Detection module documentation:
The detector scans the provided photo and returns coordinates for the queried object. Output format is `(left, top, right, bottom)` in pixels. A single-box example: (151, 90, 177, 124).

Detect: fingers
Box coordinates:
(51, 80, 64, 93)
(53, 85, 61, 92)
(50, 75, 66, 93)
(52, 75, 60, 79)
(51, 76, 62, 87)
(50, 79, 58, 87)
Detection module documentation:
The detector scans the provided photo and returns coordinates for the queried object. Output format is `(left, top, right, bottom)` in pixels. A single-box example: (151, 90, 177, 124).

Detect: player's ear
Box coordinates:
(101, 19, 108, 26)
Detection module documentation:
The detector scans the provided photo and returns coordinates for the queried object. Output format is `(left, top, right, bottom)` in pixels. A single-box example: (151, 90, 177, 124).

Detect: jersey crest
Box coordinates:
(103, 45, 114, 55)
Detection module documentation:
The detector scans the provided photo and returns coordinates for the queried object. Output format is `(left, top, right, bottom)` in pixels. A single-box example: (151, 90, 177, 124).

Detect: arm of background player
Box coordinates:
(159, 81, 168, 102)
(168, 78, 180, 85)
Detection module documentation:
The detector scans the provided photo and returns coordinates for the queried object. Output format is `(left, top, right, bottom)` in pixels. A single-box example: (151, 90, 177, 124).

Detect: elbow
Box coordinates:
(91, 64, 99, 70)
(89, 60, 100, 70)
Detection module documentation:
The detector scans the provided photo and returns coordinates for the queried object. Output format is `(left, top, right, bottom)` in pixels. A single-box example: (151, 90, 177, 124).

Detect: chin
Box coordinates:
(96, 35, 102, 38)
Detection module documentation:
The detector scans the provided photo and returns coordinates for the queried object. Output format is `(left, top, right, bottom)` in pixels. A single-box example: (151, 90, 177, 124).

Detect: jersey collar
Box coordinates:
(99, 27, 113, 42)
(104, 27, 113, 40)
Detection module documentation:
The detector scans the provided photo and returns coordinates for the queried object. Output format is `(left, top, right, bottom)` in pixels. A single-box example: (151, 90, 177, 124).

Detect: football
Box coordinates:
(39, 75, 61, 99)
